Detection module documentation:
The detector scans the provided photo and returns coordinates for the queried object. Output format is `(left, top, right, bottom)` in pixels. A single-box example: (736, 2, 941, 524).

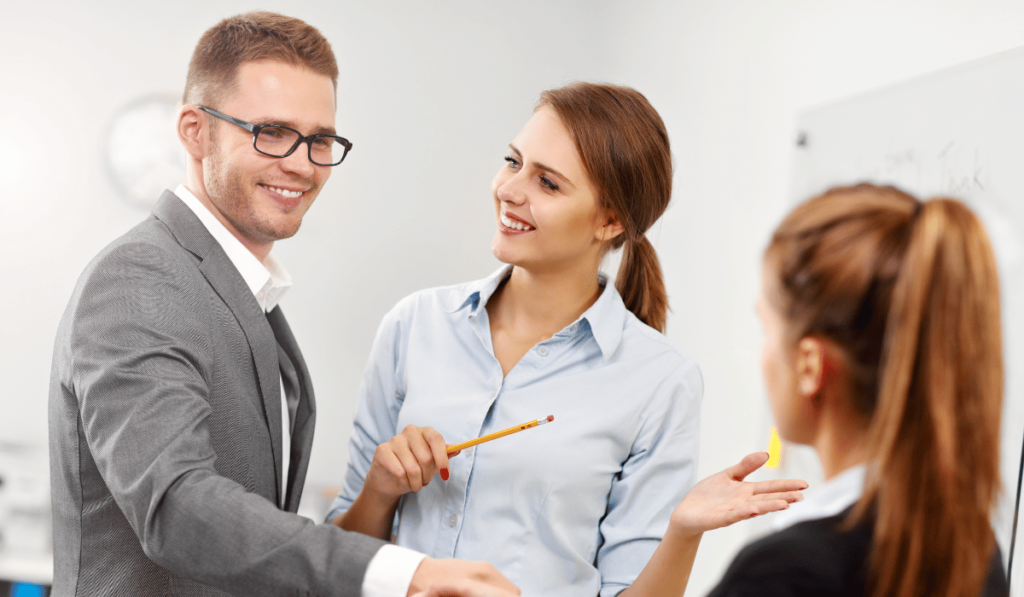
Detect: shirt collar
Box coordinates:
(446, 265, 513, 315)
(771, 463, 866, 531)
(448, 265, 627, 360)
(175, 184, 292, 312)
(579, 275, 626, 361)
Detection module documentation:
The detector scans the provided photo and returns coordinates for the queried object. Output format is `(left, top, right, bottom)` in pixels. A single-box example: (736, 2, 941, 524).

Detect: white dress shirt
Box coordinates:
(772, 463, 866, 531)
(176, 185, 294, 493)
(174, 185, 422, 597)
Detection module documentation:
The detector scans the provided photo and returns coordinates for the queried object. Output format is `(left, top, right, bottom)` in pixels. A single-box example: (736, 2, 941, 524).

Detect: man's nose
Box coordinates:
(279, 143, 317, 178)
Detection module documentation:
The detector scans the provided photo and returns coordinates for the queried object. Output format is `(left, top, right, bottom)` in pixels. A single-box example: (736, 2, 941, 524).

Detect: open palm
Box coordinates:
(670, 452, 807, 536)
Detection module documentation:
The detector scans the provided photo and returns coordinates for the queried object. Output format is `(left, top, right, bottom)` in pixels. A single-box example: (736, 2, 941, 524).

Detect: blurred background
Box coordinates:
(5, 0, 1024, 594)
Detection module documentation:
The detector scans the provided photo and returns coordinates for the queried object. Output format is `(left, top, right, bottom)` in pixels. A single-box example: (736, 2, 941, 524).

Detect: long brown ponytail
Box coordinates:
(765, 183, 1003, 597)
(538, 82, 672, 332)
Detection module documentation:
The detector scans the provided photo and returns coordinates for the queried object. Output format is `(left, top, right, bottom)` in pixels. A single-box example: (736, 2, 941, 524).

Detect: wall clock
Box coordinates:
(104, 94, 185, 209)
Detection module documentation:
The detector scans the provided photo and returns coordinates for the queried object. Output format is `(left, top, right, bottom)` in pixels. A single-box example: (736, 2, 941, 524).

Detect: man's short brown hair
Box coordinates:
(183, 11, 338, 107)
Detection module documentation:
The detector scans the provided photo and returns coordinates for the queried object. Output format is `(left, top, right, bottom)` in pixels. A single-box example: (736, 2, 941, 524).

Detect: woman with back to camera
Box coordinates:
(327, 82, 807, 596)
(702, 183, 1007, 596)
(414, 183, 1009, 597)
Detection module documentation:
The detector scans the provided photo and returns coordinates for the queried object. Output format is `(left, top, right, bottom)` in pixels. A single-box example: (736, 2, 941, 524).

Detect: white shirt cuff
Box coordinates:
(362, 544, 426, 597)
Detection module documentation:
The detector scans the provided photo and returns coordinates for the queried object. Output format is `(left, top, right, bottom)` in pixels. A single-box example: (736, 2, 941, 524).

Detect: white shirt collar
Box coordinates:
(175, 184, 292, 312)
(772, 463, 866, 531)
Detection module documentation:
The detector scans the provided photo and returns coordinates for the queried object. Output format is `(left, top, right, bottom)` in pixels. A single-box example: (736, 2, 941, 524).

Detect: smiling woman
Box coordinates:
(326, 82, 706, 597)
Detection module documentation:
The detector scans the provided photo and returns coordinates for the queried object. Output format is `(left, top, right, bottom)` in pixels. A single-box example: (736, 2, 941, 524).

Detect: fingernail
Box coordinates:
(440, 467, 449, 481)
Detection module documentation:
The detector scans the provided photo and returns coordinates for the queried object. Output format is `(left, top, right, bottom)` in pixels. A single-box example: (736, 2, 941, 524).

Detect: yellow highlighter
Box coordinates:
(766, 426, 783, 469)
(447, 415, 555, 455)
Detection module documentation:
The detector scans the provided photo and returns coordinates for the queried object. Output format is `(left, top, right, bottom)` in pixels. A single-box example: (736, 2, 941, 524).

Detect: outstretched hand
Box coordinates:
(670, 452, 807, 537)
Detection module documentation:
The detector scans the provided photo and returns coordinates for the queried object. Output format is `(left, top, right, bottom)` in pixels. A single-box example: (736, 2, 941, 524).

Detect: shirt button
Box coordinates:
(537, 346, 549, 357)
(449, 514, 458, 527)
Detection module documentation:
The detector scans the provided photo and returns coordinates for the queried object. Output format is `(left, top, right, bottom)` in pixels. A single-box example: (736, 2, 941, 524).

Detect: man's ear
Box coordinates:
(178, 105, 207, 160)
(595, 209, 625, 242)
(795, 337, 825, 399)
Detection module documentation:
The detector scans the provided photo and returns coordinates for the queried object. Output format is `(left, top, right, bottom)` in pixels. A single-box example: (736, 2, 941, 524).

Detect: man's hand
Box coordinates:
(407, 558, 519, 597)
(669, 452, 807, 536)
(410, 579, 517, 597)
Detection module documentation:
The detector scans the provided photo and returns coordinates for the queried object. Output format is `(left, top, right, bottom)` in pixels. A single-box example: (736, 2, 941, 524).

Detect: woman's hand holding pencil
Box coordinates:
(364, 424, 454, 500)
(363, 415, 557, 502)
(336, 416, 554, 543)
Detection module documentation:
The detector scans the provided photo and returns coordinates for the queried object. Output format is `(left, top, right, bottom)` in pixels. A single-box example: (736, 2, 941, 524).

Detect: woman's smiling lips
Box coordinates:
(499, 211, 536, 233)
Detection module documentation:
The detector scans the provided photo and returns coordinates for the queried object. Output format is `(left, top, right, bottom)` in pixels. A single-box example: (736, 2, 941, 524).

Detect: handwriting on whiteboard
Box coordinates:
(867, 141, 987, 200)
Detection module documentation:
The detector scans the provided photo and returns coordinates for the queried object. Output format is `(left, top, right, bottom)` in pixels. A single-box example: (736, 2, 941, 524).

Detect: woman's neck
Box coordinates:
(814, 399, 870, 480)
(489, 264, 603, 338)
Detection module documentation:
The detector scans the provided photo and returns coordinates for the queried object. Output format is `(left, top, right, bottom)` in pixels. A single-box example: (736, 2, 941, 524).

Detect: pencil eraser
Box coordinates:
(547, 415, 554, 422)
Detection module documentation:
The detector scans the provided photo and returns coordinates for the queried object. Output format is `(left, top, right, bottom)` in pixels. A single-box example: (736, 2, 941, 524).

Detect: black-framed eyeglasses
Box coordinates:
(197, 105, 352, 166)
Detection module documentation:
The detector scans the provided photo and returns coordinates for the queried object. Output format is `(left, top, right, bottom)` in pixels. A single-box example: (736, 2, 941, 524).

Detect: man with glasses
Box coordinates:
(48, 11, 517, 597)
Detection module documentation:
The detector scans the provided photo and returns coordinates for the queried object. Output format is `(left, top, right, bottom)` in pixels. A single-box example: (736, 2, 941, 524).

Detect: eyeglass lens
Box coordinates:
(255, 126, 347, 165)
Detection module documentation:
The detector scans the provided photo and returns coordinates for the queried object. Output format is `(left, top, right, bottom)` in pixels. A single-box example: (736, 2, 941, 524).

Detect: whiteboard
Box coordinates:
(790, 46, 1024, 590)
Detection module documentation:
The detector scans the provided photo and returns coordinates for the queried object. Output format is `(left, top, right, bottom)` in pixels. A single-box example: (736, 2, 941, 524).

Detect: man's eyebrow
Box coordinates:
(254, 117, 337, 136)
(509, 143, 575, 189)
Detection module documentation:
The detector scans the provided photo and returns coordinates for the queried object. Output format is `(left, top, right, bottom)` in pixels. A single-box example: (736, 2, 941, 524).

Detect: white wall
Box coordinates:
(5, 0, 1024, 594)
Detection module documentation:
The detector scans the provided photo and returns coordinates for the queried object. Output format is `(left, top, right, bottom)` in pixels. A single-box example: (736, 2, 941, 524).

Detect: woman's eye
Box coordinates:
(504, 156, 520, 169)
(540, 176, 559, 191)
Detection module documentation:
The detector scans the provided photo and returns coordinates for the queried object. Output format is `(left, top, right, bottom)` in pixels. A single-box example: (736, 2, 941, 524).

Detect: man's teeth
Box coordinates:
(265, 185, 304, 199)
(500, 214, 535, 231)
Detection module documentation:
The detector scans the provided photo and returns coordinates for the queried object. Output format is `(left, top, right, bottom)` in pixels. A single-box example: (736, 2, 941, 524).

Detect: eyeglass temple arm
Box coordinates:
(197, 106, 256, 133)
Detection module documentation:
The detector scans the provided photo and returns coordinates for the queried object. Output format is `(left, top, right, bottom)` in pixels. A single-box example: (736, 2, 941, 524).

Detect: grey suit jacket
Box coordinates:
(49, 191, 386, 596)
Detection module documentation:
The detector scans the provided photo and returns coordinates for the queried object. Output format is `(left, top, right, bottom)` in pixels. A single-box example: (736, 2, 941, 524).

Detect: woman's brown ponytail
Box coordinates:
(538, 82, 672, 332)
(862, 197, 1002, 597)
(616, 235, 669, 333)
(765, 184, 1003, 597)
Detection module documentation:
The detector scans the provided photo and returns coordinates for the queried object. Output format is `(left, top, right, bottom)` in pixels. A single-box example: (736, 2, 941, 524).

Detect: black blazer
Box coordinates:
(706, 504, 1008, 597)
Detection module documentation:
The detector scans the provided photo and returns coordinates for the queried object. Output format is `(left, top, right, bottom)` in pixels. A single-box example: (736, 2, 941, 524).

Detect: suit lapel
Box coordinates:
(267, 307, 315, 513)
(152, 192, 285, 506)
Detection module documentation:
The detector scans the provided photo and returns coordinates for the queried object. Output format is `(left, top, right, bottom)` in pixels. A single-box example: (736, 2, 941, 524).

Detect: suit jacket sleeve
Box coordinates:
(66, 238, 385, 597)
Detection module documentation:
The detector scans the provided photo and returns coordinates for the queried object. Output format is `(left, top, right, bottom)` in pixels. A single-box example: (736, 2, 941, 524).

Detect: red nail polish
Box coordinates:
(440, 468, 449, 481)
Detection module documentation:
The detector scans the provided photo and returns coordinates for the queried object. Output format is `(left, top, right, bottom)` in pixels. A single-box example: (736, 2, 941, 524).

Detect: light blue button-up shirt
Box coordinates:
(327, 266, 703, 596)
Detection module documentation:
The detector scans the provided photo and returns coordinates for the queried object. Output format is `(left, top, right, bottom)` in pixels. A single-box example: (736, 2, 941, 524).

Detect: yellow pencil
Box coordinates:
(447, 415, 555, 455)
